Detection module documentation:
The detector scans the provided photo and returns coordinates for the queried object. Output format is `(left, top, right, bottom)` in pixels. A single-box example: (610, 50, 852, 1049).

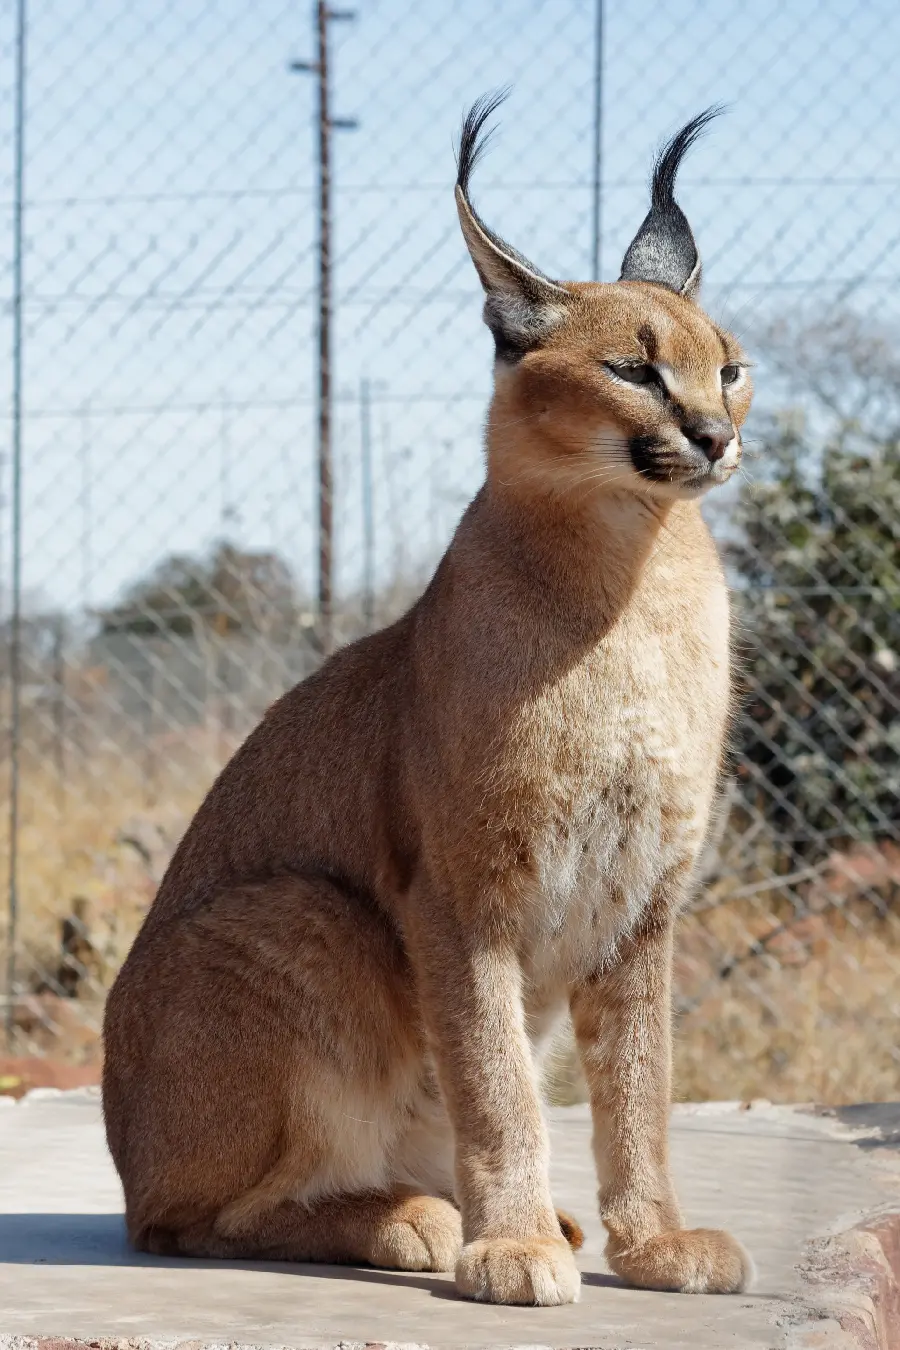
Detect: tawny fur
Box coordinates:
(103, 103, 755, 1308)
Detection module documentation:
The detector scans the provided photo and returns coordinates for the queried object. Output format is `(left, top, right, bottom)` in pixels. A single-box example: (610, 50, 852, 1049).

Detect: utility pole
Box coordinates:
(359, 377, 374, 632)
(80, 403, 91, 612)
(218, 393, 239, 533)
(591, 0, 604, 281)
(6, 0, 26, 1051)
(290, 2, 357, 658)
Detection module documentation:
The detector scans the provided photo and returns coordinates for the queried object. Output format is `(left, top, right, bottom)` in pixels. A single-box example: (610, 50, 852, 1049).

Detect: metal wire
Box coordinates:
(5, 0, 27, 1051)
(0, 0, 898, 1104)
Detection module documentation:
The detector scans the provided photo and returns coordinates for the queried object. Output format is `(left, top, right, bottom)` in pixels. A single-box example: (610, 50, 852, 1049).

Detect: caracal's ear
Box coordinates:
(456, 90, 570, 362)
(619, 106, 724, 301)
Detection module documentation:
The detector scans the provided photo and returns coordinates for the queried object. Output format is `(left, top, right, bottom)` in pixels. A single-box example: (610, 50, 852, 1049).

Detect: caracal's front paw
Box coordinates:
(369, 1194, 463, 1272)
(607, 1227, 754, 1294)
(455, 1236, 581, 1305)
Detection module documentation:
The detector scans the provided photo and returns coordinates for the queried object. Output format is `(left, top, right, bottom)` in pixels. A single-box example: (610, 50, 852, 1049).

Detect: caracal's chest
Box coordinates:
(521, 576, 730, 992)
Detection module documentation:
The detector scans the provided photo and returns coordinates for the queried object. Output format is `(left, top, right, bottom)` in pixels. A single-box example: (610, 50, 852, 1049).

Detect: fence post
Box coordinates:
(5, 0, 28, 1051)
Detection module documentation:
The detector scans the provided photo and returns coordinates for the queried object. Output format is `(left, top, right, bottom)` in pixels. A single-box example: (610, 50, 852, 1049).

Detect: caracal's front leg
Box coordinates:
(570, 888, 753, 1294)
(410, 896, 580, 1306)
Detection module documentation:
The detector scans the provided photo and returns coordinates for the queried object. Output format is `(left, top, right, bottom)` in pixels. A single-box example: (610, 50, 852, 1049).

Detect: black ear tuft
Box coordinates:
(456, 88, 510, 204)
(619, 105, 725, 299)
(455, 90, 569, 361)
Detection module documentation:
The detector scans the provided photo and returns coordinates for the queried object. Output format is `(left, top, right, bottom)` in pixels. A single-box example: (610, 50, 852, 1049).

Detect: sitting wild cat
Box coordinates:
(103, 95, 754, 1307)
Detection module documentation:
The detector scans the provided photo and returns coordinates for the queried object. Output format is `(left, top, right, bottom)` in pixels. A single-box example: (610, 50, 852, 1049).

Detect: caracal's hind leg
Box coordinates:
(103, 874, 462, 1270)
(143, 1186, 462, 1271)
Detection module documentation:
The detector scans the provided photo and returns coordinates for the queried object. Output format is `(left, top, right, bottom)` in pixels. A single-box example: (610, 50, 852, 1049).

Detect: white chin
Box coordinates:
(680, 477, 718, 497)
(644, 476, 716, 502)
(680, 464, 738, 496)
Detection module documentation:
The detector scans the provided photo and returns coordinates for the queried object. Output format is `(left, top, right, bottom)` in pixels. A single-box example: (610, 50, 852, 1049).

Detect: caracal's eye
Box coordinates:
(607, 362, 656, 386)
(721, 363, 742, 386)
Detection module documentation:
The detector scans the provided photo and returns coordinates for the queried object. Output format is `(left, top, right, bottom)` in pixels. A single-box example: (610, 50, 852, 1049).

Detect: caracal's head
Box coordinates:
(456, 94, 752, 504)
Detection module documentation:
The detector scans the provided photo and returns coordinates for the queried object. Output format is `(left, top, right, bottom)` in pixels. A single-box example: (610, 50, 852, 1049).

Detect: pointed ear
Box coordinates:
(619, 106, 724, 301)
(456, 91, 570, 361)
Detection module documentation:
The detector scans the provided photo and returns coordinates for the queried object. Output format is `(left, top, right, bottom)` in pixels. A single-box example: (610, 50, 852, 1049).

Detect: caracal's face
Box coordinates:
(491, 279, 751, 503)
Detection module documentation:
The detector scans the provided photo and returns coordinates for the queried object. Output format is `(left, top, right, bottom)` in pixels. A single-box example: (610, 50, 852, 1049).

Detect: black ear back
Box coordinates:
(455, 91, 570, 361)
(619, 107, 724, 300)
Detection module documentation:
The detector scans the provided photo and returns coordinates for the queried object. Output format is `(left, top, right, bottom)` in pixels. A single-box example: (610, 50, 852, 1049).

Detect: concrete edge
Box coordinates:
(788, 1210, 900, 1350)
(0, 1087, 825, 1113)
(0, 1340, 574, 1350)
(7, 1087, 894, 1125)
(0, 1086, 102, 1106)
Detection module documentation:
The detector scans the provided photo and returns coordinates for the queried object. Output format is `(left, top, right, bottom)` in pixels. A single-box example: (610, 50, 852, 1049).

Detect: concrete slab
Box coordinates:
(0, 1092, 898, 1350)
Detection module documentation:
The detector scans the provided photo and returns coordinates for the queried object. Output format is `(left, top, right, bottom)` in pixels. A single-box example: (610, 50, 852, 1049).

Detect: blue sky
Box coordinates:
(1, 0, 900, 613)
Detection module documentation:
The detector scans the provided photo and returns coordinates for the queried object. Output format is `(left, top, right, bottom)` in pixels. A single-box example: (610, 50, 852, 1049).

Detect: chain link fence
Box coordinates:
(0, 0, 898, 1104)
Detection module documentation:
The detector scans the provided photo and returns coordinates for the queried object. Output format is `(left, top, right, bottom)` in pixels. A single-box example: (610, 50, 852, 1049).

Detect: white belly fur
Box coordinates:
(521, 602, 729, 1004)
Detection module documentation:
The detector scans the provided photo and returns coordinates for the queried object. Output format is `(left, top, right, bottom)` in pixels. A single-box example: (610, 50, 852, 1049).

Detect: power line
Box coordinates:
(5, 0, 27, 1052)
(10, 174, 900, 211)
(290, 1, 358, 657)
(590, 0, 603, 280)
(10, 390, 493, 419)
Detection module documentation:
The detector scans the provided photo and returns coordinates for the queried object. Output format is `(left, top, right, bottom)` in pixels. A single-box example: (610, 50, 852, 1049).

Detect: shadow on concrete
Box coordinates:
(831, 1102, 900, 1151)
(0, 1212, 621, 1298)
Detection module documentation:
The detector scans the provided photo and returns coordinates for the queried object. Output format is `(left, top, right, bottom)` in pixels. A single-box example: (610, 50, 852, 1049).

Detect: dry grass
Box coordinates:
(2, 740, 898, 1105)
(0, 728, 232, 1057)
(672, 901, 900, 1103)
(544, 902, 900, 1106)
